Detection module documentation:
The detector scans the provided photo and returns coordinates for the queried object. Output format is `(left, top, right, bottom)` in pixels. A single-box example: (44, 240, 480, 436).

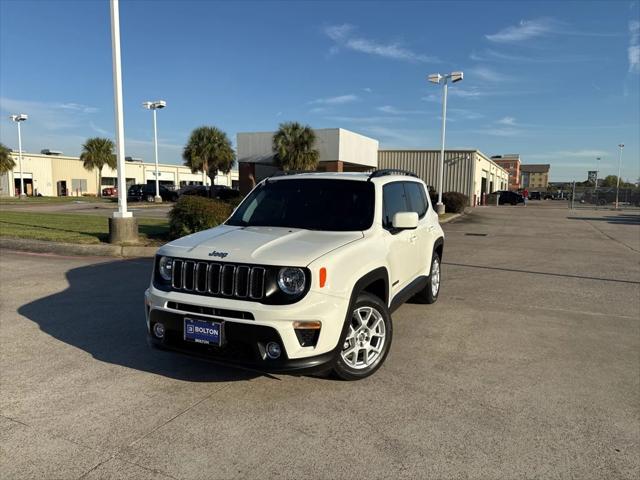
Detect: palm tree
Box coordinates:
(80, 137, 116, 197)
(183, 126, 235, 197)
(272, 122, 319, 171)
(0, 143, 15, 174)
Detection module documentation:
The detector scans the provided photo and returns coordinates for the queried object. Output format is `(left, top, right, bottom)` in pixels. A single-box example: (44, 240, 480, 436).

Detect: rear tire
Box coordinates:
(333, 292, 392, 381)
(146, 194, 154, 202)
(414, 251, 441, 304)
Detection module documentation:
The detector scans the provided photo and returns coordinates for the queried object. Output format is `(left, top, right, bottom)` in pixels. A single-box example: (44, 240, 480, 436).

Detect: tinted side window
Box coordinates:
(383, 182, 409, 229)
(405, 182, 428, 218)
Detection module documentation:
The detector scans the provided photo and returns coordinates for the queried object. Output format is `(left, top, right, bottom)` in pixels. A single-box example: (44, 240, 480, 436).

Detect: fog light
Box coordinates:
(153, 322, 165, 339)
(266, 342, 281, 359)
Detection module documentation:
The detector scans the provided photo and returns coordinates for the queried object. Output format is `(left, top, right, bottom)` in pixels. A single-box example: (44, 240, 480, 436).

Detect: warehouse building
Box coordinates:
(378, 149, 509, 207)
(237, 128, 378, 193)
(237, 128, 508, 207)
(0, 150, 238, 197)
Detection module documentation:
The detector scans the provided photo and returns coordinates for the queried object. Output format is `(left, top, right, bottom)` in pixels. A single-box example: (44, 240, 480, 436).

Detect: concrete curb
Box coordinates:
(439, 212, 464, 224)
(0, 237, 158, 258)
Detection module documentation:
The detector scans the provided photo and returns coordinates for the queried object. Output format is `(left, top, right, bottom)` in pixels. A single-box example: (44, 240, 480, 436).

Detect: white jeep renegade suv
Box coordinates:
(145, 169, 445, 380)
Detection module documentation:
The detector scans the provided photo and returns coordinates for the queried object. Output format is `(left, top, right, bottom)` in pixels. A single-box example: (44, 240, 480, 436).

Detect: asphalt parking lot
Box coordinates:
(1, 204, 638, 479)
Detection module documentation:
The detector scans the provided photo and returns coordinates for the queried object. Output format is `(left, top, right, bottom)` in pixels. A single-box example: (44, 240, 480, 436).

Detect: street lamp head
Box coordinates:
(10, 113, 28, 122)
(143, 100, 167, 110)
(618, 144, 624, 148)
(450, 71, 464, 83)
(428, 73, 443, 84)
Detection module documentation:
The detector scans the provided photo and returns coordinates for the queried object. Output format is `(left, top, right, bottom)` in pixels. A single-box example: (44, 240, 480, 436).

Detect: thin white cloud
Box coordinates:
(309, 107, 329, 114)
(470, 48, 595, 64)
(324, 24, 438, 63)
(468, 66, 511, 82)
(476, 127, 523, 137)
(309, 94, 359, 105)
(363, 87, 373, 93)
(486, 18, 559, 43)
(377, 105, 427, 115)
(361, 126, 428, 146)
(0, 97, 99, 131)
(486, 18, 621, 43)
(325, 115, 407, 124)
(527, 149, 608, 161)
(89, 121, 111, 136)
(497, 116, 516, 126)
(629, 20, 640, 73)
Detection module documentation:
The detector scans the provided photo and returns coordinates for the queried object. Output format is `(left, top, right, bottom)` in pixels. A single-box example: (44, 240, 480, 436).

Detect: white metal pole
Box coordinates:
(437, 79, 448, 214)
(110, 0, 130, 218)
(615, 144, 623, 209)
(153, 108, 160, 201)
(17, 121, 25, 197)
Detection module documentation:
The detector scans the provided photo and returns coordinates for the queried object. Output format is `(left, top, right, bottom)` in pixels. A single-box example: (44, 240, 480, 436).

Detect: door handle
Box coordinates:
(428, 226, 436, 232)
(409, 234, 417, 244)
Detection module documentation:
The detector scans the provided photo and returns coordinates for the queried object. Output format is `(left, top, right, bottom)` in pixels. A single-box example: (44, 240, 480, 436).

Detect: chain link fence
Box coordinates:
(543, 186, 640, 210)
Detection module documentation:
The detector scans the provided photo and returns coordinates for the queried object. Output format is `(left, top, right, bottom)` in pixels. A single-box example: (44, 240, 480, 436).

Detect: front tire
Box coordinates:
(333, 293, 392, 380)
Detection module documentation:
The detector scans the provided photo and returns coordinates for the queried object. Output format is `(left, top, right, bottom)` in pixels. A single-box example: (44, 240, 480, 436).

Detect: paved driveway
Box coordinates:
(1, 204, 638, 479)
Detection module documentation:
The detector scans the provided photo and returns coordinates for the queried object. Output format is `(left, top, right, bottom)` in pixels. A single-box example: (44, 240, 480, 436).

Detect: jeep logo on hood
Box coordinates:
(208, 250, 228, 259)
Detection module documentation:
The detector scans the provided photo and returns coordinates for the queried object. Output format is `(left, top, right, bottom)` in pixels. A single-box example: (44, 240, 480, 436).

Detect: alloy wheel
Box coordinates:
(340, 306, 386, 370)
(431, 257, 440, 297)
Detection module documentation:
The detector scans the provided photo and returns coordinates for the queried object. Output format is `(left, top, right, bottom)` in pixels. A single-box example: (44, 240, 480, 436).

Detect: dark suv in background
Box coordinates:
(177, 185, 242, 201)
(127, 184, 178, 202)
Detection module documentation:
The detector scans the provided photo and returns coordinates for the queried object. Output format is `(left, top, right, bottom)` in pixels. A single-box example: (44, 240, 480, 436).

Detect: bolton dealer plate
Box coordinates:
(184, 318, 222, 346)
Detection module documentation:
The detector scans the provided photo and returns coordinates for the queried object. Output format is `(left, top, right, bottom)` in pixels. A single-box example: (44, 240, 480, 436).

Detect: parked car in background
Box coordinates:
(178, 184, 241, 201)
(127, 184, 178, 202)
(496, 191, 525, 205)
(529, 191, 541, 200)
(102, 187, 117, 197)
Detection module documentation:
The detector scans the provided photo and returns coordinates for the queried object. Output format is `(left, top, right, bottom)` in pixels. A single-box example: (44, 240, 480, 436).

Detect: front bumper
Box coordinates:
(145, 286, 348, 373)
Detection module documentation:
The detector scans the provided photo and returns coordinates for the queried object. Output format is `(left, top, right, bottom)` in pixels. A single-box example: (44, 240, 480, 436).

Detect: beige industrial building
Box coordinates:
(0, 151, 238, 197)
(237, 128, 508, 207)
(378, 149, 509, 206)
(237, 128, 378, 193)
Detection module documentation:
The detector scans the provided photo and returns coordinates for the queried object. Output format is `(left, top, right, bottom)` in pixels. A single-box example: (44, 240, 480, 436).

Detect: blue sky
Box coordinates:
(0, 0, 638, 182)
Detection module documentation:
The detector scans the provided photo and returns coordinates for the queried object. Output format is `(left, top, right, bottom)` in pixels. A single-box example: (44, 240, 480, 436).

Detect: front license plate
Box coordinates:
(184, 318, 222, 346)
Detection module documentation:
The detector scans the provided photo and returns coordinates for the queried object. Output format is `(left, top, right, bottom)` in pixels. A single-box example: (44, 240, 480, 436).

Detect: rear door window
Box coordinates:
(383, 182, 410, 229)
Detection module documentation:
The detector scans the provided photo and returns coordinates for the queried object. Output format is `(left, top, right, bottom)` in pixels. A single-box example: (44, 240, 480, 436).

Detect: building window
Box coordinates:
(102, 177, 117, 186)
(71, 179, 87, 193)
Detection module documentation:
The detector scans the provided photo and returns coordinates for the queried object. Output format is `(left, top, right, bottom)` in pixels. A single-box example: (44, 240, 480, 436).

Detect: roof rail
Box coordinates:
(367, 169, 419, 181)
(267, 170, 317, 179)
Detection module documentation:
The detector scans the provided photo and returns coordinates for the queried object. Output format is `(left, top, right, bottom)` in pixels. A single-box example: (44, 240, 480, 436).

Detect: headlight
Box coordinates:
(277, 267, 306, 295)
(158, 256, 173, 281)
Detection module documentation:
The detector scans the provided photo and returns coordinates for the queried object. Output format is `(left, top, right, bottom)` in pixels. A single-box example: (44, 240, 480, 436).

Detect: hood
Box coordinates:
(158, 225, 363, 266)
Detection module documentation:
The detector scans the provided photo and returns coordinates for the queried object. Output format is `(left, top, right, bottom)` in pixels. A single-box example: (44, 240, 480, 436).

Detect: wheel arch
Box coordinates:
(434, 236, 444, 261)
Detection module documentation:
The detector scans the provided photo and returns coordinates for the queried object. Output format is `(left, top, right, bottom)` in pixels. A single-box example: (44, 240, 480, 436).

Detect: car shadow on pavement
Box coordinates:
(17, 258, 260, 383)
(567, 214, 640, 225)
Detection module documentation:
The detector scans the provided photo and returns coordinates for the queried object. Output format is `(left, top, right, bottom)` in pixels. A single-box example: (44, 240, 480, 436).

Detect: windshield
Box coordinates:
(227, 178, 375, 231)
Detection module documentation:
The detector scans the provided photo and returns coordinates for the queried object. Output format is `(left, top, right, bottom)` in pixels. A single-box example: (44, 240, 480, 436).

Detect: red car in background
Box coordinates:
(102, 187, 117, 197)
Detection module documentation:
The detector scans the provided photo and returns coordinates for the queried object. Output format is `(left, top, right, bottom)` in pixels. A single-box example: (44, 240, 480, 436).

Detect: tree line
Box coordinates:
(0, 121, 319, 197)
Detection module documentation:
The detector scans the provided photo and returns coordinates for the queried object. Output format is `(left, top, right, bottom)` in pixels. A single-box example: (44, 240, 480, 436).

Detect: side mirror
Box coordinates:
(392, 211, 419, 230)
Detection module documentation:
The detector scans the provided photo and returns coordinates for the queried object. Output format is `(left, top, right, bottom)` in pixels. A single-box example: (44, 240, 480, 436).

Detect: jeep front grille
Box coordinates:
(171, 259, 266, 300)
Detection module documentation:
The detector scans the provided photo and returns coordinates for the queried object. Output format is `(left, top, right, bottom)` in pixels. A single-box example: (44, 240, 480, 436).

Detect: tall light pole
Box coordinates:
(108, 0, 138, 243)
(143, 100, 166, 203)
(615, 144, 624, 209)
(428, 71, 463, 214)
(594, 156, 601, 206)
(9, 114, 28, 198)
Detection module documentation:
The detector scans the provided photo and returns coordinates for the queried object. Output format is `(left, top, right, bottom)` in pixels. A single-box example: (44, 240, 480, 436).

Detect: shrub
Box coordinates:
(169, 196, 232, 239)
(429, 191, 469, 214)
